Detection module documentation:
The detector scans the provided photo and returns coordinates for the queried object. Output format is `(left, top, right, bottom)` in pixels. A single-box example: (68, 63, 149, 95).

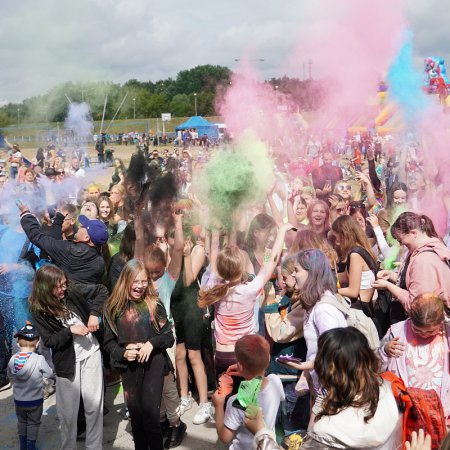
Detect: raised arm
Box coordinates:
(167, 211, 184, 280)
(260, 223, 292, 285)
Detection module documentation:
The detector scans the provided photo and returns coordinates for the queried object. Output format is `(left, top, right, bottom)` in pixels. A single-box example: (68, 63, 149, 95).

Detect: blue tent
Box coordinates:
(175, 116, 219, 140)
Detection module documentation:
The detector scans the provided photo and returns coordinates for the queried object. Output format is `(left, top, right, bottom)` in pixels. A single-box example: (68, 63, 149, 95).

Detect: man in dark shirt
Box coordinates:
(19, 208, 108, 285)
(311, 152, 342, 199)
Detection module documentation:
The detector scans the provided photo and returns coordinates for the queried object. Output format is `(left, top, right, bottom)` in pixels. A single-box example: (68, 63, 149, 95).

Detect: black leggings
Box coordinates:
(122, 353, 166, 450)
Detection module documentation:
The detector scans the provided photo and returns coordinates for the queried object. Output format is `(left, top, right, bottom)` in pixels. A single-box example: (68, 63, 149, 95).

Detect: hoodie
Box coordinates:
(7, 352, 53, 407)
(396, 238, 450, 311)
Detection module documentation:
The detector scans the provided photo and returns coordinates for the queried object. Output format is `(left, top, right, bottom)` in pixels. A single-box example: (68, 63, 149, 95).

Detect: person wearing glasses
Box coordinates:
(103, 259, 174, 450)
(30, 265, 104, 449)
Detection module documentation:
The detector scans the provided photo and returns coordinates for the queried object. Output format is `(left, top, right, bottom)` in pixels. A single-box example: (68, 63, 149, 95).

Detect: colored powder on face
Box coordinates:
(387, 31, 430, 125)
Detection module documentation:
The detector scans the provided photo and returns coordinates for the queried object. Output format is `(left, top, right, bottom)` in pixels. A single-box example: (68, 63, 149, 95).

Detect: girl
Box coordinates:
(280, 249, 347, 428)
(171, 236, 212, 425)
(306, 200, 329, 238)
(373, 212, 450, 313)
(103, 259, 174, 450)
(29, 265, 103, 449)
(96, 195, 115, 226)
(380, 293, 450, 423)
(301, 327, 400, 449)
(331, 215, 378, 315)
(199, 223, 293, 376)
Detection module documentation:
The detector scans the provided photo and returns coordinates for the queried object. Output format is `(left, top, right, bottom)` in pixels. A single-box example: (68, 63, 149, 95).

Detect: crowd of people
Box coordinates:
(1, 130, 450, 450)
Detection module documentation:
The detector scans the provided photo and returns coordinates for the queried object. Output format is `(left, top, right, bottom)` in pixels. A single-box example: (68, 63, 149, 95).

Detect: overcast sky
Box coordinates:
(1, 0, 449, 103)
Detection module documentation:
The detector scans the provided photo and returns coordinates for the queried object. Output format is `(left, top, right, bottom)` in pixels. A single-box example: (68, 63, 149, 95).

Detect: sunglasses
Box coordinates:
(336, 185, 351, 191)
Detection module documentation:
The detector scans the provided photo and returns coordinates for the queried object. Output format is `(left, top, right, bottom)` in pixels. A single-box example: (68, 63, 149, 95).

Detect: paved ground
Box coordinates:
(0, 382, 220, 449)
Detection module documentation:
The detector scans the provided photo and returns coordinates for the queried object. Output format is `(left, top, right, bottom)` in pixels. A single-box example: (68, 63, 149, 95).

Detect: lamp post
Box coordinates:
(17, 108, 20, 126)
(133, 98, 136, 120)
(194, 93, 197, 116)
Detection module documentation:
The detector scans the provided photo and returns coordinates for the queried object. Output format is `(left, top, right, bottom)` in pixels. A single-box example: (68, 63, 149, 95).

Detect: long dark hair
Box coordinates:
(29, 265, 71, 320)
(315, 327, 382, 423)
(391, 212, 440, 241)
(288, 249, 337, 310)
(386, 182, 408, 209)
(245, 213, 276, 252)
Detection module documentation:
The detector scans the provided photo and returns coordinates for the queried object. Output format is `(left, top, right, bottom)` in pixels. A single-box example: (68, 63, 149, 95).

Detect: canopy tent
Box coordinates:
(175, 116, 219, 140)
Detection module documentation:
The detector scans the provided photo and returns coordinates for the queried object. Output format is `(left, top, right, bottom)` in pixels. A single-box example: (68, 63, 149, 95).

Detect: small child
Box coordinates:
(212, 334, 285, 450)
(7, 323, 52, 450)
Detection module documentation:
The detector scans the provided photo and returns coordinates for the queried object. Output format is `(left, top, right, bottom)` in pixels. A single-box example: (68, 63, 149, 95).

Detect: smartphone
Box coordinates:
(276, 355, 303, 365)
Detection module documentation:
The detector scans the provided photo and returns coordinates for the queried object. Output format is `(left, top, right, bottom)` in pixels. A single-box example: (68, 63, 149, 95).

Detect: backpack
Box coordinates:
(319, 294, 380, 349)
(382, 372, 447, 450)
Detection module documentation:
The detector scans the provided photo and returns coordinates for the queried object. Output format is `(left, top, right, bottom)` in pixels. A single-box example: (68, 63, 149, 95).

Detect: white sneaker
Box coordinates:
(176, 394, 192, 416)
(193, 402, 213, 425)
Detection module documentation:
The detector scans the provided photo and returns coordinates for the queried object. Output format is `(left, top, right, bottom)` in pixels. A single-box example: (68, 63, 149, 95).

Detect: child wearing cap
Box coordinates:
(7, 323, 53, 450)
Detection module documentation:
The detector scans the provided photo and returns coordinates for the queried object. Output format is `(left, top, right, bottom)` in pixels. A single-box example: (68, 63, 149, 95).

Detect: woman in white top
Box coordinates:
(301, 327, 400, 449)
(282, 249, 347, 428)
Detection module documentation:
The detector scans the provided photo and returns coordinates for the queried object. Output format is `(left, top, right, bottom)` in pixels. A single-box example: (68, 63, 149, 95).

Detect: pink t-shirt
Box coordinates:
(203, 268, 266, 346)
(405, 321, 445, 395)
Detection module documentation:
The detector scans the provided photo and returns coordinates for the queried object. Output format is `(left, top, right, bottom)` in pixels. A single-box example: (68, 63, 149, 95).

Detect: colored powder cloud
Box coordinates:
(199, 132, 274, 228)
(387, 30, 429, 125)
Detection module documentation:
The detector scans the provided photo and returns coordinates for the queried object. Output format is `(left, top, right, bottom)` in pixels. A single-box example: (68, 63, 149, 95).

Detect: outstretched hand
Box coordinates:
(16, 199, 29, 214)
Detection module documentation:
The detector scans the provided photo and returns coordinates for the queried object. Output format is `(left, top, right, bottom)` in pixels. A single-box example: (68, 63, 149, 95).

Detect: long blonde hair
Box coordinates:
(198, 245, 245, 308)
(105, 259, 159, 327)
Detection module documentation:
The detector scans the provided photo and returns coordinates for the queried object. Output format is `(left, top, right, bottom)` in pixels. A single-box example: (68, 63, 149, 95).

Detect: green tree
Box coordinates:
(169, 94, 191, 117)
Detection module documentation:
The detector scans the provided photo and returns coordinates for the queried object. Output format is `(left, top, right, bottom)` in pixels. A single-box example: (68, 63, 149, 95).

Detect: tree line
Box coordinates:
(0, 65, 326, 128)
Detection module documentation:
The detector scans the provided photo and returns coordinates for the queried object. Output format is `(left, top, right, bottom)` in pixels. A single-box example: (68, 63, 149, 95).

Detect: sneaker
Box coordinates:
(176, 394, 192, 416)
(0, 379, 11, 392)
(164, 421, 187, 449)
(193, 402, 213, 425)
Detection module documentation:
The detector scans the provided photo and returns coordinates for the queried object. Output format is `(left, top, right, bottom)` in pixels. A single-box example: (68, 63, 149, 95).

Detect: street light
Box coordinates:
(133, 98, 136, 120)
(194, 93, 197, 116)
(17, 108, 20, 125)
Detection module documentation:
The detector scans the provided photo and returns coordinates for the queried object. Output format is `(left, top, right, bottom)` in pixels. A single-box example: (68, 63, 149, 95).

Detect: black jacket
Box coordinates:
(21, 212, 105, 284)
(32, 284, 101, 379)
(103, 301, 175, 372)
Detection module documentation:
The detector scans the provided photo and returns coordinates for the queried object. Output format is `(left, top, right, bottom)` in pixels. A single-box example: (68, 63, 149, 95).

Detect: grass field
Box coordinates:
(1, 116, 223, 148)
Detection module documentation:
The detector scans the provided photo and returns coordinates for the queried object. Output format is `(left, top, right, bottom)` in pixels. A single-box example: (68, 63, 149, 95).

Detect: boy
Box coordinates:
(212, 334, 285, 450)
(7, 323, 52, 450)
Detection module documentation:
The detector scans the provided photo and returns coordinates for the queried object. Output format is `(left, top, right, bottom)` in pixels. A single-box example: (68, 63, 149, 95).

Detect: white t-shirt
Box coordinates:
(224, 374, 285, 450)
(63, 313, 99, 362)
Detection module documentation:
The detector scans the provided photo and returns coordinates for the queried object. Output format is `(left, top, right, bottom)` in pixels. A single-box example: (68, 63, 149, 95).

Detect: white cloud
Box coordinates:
(0, 0, 447, 102)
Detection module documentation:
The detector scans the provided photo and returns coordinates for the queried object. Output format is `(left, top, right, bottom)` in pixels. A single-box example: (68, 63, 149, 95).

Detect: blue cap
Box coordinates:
(14, 323, 39, 340)
(78, 215, 109, 246)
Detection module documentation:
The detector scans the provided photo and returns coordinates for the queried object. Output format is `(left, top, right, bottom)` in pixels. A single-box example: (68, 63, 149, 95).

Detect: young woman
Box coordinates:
(103, 259, 174, 450)
(301, 327, 400, 449)
(280, 249, 347, 427)
(199, 223, 293, 376)
(171, 236, 212, 425)
(373, 212, 450, 313)
(244, 213, 277, 275)
(29, 265, 103, 449)
(306, 200, 330, 238)
(380, 293, 450, 422)
(331, 215, 378, 316)
(109, 184, 126, 222)
(96, 195, 115, 226)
